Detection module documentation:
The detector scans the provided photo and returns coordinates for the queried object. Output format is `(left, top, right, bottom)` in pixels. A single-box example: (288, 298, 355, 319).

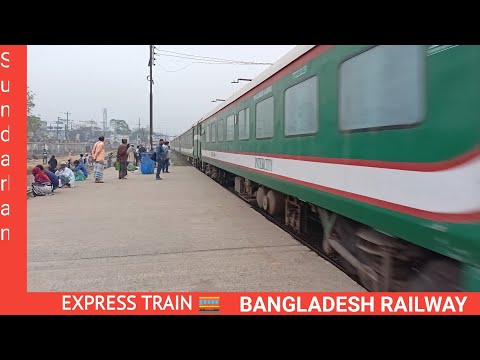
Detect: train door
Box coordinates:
(193, 124, 199, 166)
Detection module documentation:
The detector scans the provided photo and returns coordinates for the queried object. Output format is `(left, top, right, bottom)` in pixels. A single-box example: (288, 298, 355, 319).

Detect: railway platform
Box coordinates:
(27, 156, 365, 292)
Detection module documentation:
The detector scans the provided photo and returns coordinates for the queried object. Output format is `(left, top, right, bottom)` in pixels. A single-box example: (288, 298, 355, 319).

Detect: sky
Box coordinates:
(27, 45, 296, 137)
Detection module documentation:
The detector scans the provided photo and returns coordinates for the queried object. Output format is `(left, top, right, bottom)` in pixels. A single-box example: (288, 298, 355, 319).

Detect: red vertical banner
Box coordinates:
(0, 45, 27, 313)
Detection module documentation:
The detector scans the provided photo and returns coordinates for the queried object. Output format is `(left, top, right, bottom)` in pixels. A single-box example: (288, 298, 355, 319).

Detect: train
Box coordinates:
(171, 45, 480, 292)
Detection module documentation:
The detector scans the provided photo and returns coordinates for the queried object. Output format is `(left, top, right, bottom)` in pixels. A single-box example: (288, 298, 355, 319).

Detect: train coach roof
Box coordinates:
(199, 45, 316, 124)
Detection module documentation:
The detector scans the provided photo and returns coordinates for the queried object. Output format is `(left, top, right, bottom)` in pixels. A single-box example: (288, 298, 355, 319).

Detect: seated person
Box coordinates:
(71, 160, 88, 181)
(55, 162, 76, 188)
(36, 165, 59, 192)
(31, 166, 53, 196)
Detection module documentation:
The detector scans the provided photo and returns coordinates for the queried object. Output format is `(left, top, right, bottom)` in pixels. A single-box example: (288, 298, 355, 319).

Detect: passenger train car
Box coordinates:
(172, 45, 480, 291)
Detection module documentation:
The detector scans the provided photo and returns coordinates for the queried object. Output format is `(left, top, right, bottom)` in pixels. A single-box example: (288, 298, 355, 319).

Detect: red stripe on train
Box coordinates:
(204, 157, 480, 223)
(207, 146, 480, 172)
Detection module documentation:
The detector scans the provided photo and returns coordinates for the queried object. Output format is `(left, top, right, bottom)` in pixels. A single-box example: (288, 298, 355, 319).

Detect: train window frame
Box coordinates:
(206, 124, 210, 143)
(211, 122, 217, 143)
(337, 45, 427, 133)
(226, 114, 235, 141)
(255, 96, 274, 140)
(284, 75, 319, 137)
(238, 107, 250, 141)
(217, 119, 224, 142)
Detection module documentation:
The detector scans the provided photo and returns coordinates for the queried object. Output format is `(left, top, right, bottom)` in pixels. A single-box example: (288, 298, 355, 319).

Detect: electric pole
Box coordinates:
(148, 45, 154, 150)
(103, 108, 108, 138)
(65, 111, 70, 141)
(137, 117, 141, 144)
(56, 116, 61, 142)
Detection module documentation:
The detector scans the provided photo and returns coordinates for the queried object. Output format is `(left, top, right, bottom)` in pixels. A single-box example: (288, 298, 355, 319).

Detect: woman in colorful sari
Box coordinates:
(117, 139, 128, 179)
(31, 166, 53, 196)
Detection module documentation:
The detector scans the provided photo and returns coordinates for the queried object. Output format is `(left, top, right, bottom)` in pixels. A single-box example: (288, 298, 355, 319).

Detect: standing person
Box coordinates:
(107, 152, 113, 168)
(155, 139, 166, 180)
(117, 139, 128, 179)
(91, 136, 106, 183)
(134, 146, 139, 166)
(42, 148, 48, 164)
(48, 155, 57, 172)
(162, 141, 171, 173)
(127, 144, 135, 166)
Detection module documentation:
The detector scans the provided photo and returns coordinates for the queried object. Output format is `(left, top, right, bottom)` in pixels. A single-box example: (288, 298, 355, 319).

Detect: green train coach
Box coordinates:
(172, 45, 480, 292)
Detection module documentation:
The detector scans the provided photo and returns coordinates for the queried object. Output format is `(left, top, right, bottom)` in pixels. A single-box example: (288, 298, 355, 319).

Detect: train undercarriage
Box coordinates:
(178, 153, 462, 292)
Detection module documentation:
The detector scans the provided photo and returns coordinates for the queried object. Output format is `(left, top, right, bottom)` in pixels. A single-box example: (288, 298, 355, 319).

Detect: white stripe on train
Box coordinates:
(201, 150, 480, 214)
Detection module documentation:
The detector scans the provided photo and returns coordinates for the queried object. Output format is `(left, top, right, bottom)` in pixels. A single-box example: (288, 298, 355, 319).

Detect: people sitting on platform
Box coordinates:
(55, 162, 76, 188)
(36, 165, 59, 192)
(71, 160, 88, 181)
(31, 166, 53, 196)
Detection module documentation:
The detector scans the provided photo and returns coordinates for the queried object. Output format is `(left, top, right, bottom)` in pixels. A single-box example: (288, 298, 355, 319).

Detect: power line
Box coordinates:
(155, 58, 274, 73)
(154, 47, 273, 66)
(156, 63, 196, 73)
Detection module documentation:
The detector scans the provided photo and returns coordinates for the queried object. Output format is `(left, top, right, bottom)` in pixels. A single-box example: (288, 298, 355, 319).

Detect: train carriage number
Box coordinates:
(255, 157, 273, 172)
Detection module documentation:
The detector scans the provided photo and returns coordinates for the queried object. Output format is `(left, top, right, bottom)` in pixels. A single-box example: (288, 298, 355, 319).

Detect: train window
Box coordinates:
(256, 97, 274, 139)
(226, 115, 234, 141)
(238, 108, 250, 140)
(218, 120, 224, 142)
(339, 45, 426, 131)
(206, 124, 210, 143)
(284, 76, 318, 136)
(212, 122, 217, 142)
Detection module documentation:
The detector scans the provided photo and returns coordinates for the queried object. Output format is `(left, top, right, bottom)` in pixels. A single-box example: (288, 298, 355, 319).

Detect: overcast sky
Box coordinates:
(27, 45, 296, 136)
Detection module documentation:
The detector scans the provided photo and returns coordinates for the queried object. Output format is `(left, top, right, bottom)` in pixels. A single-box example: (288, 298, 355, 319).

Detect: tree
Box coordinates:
(27, 87, 35, 116)
(27, 87, 42, 141)
(110, 119, 131, 135)
(130, 127, 149, 144)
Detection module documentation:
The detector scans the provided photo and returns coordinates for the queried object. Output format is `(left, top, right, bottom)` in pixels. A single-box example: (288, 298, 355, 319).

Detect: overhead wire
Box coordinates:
(153, 45, 274, 72)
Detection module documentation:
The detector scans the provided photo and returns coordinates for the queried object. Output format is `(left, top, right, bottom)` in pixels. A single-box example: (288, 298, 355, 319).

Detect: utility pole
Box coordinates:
(137, 117, 141, 144)
(148, 45, 154, 150)
(103, 108, 108, 138)
(64, 111, 70, 142)
(56, 116, 61, 142)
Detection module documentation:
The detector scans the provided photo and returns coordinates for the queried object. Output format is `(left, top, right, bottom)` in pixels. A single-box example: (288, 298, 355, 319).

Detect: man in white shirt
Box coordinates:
(162, 141, 171, 173)
(55, 162, 76, 188)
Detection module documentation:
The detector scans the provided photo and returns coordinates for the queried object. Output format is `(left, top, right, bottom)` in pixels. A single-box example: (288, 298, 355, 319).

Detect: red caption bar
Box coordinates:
(0, 45, 27, 314)
(12, 292, 480, 315)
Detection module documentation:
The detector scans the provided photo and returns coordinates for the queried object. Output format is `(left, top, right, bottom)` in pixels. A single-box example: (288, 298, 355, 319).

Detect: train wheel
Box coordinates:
(256, 187, 266, 208)
(263, 190, 285, 216)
